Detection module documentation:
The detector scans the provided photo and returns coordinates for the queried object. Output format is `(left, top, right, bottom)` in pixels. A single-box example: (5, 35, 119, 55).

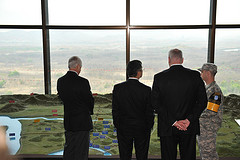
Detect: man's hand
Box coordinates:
(173, 121, 187, 131)
(173, 119, 190, 131)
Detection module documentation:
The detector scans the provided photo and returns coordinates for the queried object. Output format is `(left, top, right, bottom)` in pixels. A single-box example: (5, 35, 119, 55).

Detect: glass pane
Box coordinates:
(131, 0, 210, 25)
(131, 29, 208, 88)
(50, 30, 126, 94)
(0, 0, 41, 25)
(215, 29, 240, 95)
(0, 29, 44, 95)
(48, 0, 126, 25)
(217, 0, 240, 24)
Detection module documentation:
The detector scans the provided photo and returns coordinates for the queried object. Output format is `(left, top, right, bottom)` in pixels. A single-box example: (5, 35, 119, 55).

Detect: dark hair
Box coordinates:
(127, 60, 142, 78)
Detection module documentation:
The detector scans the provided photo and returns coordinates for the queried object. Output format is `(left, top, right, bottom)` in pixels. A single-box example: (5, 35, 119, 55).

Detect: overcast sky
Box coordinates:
(0, 0, 240, 25)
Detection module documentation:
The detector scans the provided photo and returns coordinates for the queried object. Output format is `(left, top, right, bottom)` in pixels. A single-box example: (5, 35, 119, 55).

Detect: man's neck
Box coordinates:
(205, 79, 214, 85)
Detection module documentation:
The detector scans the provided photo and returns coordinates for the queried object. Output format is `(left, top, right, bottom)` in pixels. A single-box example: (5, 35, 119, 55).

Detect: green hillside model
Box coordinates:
(0, 94, 239, 157)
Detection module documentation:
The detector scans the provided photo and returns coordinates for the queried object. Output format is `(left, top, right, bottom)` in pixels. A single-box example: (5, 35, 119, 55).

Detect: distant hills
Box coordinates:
(0, 30, 239, 95)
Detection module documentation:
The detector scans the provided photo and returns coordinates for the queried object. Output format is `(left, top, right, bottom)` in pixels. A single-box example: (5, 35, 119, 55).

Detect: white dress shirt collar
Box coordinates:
(128, 77, 139, 81)
(170, 64, 182, 67)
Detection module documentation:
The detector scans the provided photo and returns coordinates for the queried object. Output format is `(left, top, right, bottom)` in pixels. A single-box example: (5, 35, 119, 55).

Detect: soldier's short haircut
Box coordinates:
(127, 60, 142, 78)
(168, 48, 183, 60)
(68, 56, 82, 69)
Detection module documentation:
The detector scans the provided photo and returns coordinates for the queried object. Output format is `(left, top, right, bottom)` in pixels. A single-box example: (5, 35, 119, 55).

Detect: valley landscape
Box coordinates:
(0, 30, 240, 96)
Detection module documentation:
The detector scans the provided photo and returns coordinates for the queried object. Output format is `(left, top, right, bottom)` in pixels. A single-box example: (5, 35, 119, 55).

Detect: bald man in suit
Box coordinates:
(152, 49, 207, 160)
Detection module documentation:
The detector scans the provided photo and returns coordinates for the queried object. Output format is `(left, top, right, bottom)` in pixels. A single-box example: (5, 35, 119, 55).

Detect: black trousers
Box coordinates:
(160, 134, 196, 160)
(63, 130, 90, 160)
(117, 129, 151, 160)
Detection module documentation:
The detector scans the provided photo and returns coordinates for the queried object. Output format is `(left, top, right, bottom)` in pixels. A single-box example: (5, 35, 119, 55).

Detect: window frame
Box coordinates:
(0, 0, 240, 94)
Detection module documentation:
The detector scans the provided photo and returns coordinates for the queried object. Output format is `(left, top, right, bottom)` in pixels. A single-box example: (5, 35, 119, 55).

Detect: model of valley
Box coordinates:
(0, 94, 240, 157)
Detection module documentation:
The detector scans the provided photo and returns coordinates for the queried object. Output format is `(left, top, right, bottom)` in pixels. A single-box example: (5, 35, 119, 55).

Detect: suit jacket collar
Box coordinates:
(68, 70, 78, 75)
(67, 71, 79, 77)
(127, 78, 140, 83)
(169, 64, 184, 70)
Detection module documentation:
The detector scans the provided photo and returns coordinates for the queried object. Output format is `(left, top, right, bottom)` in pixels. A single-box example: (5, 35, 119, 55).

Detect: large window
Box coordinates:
(216, 0, 240, 24)
(131, 0, 210, 25)
(0, 0, 41, 25)
(3, 0, 240, 95)
(0, 30, 44, 94)
(48, 0, 126, 25)
(215, 29, 240, 95)
(131, 29, 208, 87)
(50, 30, 126, 94)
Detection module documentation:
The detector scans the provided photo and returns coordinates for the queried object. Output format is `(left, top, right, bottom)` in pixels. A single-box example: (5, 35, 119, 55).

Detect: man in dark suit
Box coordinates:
(112, 60, 154, 160)
(57, 56, 94, 160)
(152, 49, 207, 160)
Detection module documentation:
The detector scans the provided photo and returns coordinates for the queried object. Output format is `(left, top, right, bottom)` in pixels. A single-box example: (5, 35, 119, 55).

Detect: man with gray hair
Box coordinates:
(57, 56, 94, 160)
(152, 49, 207, 160)
(68, 56, 82, 70)
(197, 63, 223, 160)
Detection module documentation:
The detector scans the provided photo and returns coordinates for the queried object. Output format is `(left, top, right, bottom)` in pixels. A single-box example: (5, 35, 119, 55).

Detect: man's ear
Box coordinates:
(207, 70, 212, 77)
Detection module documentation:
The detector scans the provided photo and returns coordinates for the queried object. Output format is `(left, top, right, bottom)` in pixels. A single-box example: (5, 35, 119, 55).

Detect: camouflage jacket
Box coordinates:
(200, 81, 224, 128)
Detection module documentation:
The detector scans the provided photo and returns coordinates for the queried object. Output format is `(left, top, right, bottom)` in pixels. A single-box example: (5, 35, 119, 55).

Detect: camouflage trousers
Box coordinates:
(197, 122, 219, 160)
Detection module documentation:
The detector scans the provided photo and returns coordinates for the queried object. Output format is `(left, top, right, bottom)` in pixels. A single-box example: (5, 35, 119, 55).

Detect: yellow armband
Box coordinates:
(207, 92, 221, 112)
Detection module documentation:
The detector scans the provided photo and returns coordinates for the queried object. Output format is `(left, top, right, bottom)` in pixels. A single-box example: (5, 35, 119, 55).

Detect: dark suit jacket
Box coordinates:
(112, 79, 154, 134)
(57, 71, 94, 131)
(152, 65, 207, 137)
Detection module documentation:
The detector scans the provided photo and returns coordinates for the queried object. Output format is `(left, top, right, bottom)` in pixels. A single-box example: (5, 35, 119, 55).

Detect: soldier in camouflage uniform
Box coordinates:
(197, 63, 223, 160)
